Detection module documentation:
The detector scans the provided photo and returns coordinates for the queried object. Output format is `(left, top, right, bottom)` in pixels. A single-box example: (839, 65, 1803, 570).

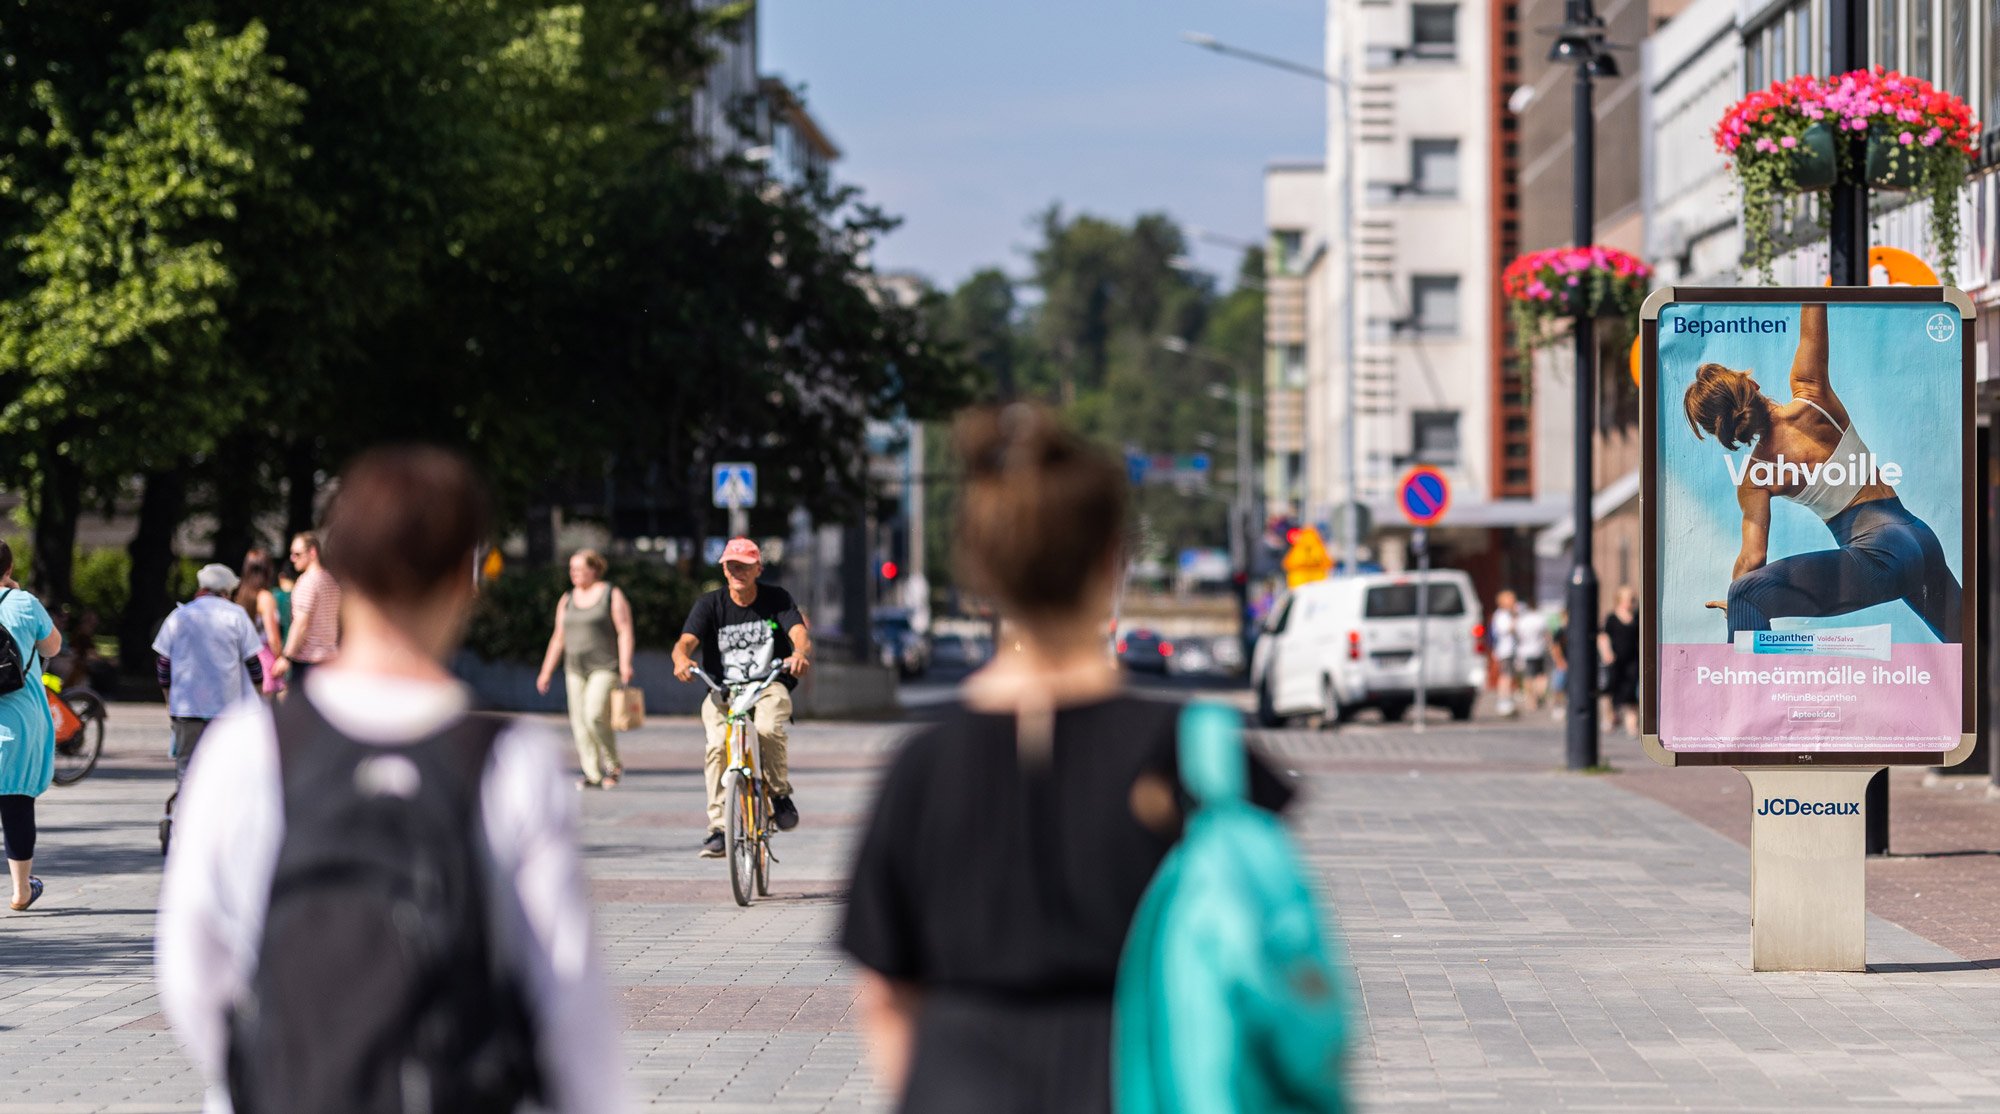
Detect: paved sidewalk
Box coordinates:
(6, 702, 2000, 1110)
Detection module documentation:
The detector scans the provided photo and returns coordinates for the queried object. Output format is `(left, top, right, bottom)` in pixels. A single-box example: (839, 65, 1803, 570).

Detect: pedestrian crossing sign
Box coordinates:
(712, 463, 757, 509)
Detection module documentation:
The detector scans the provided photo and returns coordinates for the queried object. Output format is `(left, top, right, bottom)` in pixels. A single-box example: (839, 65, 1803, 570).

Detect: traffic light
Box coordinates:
(880, 560, 900, 580)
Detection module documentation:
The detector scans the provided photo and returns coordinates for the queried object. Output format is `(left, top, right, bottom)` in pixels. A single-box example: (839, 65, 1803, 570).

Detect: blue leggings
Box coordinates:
(1727, 497, 1961, 642)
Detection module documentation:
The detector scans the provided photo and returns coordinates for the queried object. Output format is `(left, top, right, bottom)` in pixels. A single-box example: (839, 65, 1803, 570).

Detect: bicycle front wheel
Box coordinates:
(52, 691, 106, 787)
(725, 771, 756, 907)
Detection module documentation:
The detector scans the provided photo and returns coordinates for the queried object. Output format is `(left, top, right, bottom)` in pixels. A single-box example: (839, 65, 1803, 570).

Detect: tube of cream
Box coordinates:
(1731, 624, 1891, 662)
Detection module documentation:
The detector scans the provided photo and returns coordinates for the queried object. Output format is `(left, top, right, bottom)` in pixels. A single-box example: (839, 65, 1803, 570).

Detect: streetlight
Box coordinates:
(1182, 30, 1361, 578)
(1546, 2, 1616, 771)
(1161, 337, 1258, 661)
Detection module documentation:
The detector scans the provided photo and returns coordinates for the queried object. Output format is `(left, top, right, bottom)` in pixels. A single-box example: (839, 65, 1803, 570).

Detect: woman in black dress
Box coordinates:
(1598, 585, 1641, 736)
(841, 404, 1289, 1113)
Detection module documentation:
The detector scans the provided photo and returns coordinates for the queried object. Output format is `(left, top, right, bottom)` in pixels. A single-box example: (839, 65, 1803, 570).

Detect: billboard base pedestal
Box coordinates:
(1741, 767, 1878, 972)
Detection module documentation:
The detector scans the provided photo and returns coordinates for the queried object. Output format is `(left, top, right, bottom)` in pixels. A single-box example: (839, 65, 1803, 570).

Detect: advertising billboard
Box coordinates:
(1640, 287, 1975, 766)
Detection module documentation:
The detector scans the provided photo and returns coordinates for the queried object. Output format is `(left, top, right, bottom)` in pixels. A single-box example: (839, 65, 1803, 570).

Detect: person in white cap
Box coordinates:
(154, 563, 266, 790)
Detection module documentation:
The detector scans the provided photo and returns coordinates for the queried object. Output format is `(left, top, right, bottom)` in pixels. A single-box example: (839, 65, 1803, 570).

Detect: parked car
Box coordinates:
(1209, 635, 1246, 675)
(872, 609, 931, 678)
(1249, 570, 1484, 727)
(1167, 638, 1215, 677)
(1116, 628, 1174, 674)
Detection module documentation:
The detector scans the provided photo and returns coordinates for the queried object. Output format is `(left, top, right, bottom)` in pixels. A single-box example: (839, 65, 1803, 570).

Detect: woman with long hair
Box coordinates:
(235, 548, 284, 697)
(840, 403, 1290, 1112)
(1684, 303, 1961, 641)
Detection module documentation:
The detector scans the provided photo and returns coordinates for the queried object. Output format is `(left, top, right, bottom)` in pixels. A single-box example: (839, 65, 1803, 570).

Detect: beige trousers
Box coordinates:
(565, 668, 622, 782)
(700, 684, 793, 832)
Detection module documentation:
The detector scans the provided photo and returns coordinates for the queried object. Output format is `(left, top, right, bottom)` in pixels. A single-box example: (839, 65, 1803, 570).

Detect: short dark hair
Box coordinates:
(320, 446, 493, 604)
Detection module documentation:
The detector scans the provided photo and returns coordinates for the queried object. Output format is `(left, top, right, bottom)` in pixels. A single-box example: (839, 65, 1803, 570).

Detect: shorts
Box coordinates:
(1515, 654, 1547, 678)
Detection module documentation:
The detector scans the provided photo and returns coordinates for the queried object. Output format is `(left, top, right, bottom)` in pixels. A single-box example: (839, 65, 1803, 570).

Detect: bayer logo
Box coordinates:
(1926, 313, 1956, 342)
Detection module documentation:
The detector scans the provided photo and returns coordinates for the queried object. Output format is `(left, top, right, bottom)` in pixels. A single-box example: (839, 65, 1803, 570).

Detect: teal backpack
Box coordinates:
(1114, 702, 1352, 1114)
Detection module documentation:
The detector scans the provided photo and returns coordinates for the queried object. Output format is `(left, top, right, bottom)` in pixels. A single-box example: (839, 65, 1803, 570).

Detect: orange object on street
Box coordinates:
(48, 688, 81, 745)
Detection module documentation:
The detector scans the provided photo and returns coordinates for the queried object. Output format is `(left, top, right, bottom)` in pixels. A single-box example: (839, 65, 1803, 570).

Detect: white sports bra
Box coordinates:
(1783, 399, 1871, 521)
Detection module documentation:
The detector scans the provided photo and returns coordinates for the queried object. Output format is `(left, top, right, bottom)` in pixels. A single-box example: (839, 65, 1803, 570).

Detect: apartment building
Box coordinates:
(1264, 0, 1561, 603)
(1263, 164, 1324, 517)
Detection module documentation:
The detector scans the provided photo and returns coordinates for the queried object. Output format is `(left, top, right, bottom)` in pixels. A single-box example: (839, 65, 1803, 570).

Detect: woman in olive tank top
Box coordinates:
(536, 549, 636, 787)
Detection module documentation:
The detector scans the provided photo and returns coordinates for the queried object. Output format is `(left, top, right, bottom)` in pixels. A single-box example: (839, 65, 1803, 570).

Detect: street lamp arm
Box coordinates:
(1180, 32, 1346, 88)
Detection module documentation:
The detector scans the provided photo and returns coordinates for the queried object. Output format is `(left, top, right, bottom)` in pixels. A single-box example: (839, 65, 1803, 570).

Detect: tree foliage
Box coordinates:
(928, 209, 1264, 566)
(0, 1, 971, 661)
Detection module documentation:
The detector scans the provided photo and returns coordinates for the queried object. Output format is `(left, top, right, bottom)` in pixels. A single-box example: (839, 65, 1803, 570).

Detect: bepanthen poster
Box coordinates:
(1655, 298, 1967, 753)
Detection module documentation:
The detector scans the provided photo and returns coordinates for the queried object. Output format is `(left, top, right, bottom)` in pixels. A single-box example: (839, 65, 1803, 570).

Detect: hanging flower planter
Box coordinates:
(1715, 68, 1980, 282)
(1791, 123, 1838, 190)
(1501, 245, 1652, 361)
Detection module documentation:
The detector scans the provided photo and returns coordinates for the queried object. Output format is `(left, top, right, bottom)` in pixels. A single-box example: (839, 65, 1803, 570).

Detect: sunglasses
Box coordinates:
(723, 561, 757, 575)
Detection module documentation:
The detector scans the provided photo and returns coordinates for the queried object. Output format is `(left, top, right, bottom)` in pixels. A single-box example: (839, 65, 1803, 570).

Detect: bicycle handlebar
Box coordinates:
(688, 662, 788, 697)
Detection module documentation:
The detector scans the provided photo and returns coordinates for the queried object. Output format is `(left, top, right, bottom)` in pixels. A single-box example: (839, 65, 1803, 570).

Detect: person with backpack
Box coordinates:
(0, 542, 62, 912)
(157, 446, 626, 1114)
(840, 404, 1298, 1113)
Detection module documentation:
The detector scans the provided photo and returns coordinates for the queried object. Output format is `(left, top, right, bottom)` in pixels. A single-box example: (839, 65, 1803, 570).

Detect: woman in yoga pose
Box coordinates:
(1684, 303, 1961, 642)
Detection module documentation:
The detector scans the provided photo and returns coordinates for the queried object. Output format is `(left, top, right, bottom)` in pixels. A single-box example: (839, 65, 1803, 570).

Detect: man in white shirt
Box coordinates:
(153, 564, 264, 788)
(156, 447, 625, 1114)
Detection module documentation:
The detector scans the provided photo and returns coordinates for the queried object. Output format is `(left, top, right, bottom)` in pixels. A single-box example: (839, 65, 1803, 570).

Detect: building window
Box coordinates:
(1411, 139, 1460, 197)
(1988, 0, 2000, 145)
(1745, 36, 1764, 90)
(1412, 411, 1460, 466)
(1944, 0, 1971, 98)
(1271, 229, 1306, 275)
(1278, 344, 1308, 388)
(1909, 0, 1934, 78)
(1411, 275, 1461, 336)
(1873, 0, 1903, 76)
(1412, 4, 1457, 59)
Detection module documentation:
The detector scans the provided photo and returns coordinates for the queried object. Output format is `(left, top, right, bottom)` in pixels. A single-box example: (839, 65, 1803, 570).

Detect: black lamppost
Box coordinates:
(1549, 0, 1618, 772)
(1820, 0, 1889, 855)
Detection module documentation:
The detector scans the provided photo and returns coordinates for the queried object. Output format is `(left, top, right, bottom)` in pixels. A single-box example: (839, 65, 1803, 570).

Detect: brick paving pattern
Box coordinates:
(5, 701, 2000, 1110)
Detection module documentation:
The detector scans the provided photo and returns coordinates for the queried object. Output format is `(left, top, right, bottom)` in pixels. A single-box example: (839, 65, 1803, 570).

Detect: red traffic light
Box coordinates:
(880, 561, 900, 580)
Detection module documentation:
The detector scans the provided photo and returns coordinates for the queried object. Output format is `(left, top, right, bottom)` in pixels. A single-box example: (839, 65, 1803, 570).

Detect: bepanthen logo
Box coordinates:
(1755, 797, 1861, 816)
(1725, 452, 1902, 489)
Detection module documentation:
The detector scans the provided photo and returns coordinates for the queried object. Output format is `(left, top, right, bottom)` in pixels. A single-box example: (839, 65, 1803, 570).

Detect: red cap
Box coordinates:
(720, 537, 762, 565)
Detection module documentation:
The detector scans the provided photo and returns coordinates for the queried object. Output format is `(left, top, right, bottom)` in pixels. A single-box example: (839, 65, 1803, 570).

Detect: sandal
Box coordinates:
(10, 877, 43, 912)
(576, 778, 602, 791)
(600, 773, 620, 789)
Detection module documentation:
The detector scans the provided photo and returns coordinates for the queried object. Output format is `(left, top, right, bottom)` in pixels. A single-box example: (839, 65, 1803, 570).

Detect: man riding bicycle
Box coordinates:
(673, 538, 810, 858)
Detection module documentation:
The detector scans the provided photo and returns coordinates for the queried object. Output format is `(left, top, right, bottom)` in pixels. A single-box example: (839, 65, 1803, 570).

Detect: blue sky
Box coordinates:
(761, 0, 1326, 291)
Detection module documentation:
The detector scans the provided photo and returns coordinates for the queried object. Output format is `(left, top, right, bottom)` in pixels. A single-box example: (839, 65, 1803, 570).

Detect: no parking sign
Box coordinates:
(1398, 466, 1450, 527)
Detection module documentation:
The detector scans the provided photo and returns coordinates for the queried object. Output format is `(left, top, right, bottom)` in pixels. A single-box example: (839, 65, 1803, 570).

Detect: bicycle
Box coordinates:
(46, 674, 106, 788)
(689, 663, 787, 907)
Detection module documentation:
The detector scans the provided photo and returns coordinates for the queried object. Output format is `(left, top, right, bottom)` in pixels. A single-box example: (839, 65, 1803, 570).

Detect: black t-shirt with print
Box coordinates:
(681, 583, 805, 690)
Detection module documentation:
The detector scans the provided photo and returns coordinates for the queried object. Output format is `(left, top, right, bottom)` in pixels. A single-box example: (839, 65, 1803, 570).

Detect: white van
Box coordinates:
(1250, 570, 1485, 726)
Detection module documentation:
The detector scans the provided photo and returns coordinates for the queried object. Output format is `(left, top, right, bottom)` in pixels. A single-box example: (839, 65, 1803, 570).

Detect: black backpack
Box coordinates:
(226, 695, 544, 1114)
(0, 589, 28, 696)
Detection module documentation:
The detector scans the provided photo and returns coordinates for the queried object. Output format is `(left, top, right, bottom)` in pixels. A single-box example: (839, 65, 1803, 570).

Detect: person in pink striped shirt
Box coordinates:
(275, 532, 341, 686)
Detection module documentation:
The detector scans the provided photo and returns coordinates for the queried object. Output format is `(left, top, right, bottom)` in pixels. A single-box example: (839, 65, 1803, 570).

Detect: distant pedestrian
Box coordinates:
(155, 564, 265, 790)
(536, 549, 635, 789)
(274, 531, 340, 686)
(234, 549, 285, 697)
(1599, 586, 1641, 736)
(841, 403, 1293, 1112)
(0, 543, 61, 913)
(1513, 601, 1549, 713)
(158, 445, 626, 1114)
(1547, 608, 1571, 720)
(1490, 589, 1520, 716)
